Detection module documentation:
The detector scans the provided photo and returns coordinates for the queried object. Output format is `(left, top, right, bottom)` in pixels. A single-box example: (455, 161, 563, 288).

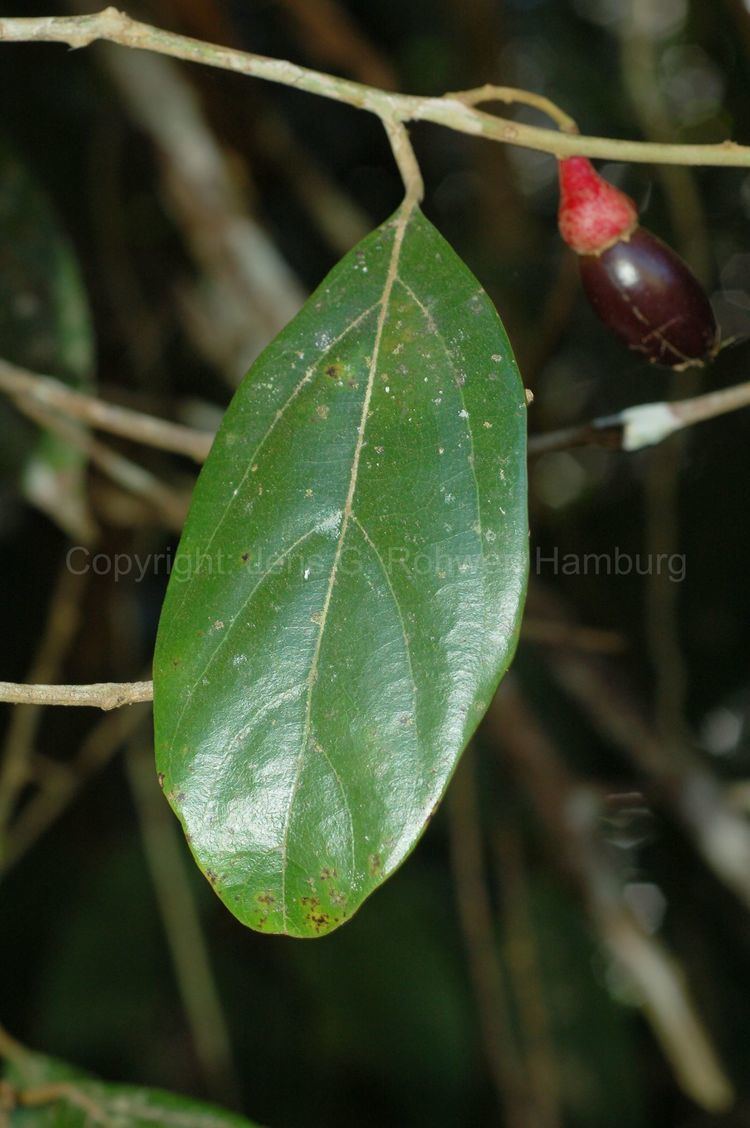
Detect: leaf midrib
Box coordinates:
(278, 204, 413, 929)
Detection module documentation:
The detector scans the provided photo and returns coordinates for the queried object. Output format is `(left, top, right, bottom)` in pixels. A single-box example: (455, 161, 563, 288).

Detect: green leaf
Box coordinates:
(0, 142, 96, 541)
(2, 1043, 259, 1127)
(153, 203, 528, 937)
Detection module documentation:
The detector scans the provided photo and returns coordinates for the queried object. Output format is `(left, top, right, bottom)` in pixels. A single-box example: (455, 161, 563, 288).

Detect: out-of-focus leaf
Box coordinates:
(0, 141, 96, 541)
(2, 1042, 260, 1127)
(154, 203, 528, 937)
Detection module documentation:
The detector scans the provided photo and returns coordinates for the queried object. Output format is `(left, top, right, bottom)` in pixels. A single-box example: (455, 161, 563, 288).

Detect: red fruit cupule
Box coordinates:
(558, 156, 638, 256)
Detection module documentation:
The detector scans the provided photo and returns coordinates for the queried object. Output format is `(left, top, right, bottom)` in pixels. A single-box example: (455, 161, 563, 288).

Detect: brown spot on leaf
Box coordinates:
(368, 853, 382, 875)
(307, 911, 331, 933)
(157, 772, 165, 789)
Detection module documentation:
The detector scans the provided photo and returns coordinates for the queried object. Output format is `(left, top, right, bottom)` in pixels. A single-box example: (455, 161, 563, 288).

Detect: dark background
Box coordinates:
(1, 1, 750, 1125)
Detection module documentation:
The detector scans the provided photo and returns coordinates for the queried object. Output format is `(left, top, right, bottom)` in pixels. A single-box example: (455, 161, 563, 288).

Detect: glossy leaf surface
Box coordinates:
(153, 204, 528, 937)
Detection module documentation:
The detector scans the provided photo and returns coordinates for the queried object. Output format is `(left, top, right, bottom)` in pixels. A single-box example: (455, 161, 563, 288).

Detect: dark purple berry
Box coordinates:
(579, 227, 719, 369)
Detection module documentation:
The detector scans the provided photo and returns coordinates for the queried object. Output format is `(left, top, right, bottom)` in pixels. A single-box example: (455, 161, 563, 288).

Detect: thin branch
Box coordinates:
(667, 378, 750, 430)
(0, 357, 212, 462)
(2, 8, 750, 167)
(528, 378, 750, 456)
(0, 681, 152, 709)
(449, 83, 579, 134)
